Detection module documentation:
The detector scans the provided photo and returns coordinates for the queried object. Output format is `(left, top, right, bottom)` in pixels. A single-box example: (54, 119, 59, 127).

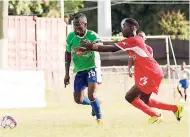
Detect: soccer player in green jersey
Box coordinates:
(64, 13, 103, 124)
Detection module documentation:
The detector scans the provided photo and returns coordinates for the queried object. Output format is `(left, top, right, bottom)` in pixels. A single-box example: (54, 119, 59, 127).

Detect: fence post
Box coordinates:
(0, 1, 8, 69)
(166, 37, 171, 83)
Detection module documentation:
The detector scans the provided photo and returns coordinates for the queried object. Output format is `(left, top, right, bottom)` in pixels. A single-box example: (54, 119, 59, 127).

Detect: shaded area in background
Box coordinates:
(101, 39, 189, 66)
(83, 2, 189, 35)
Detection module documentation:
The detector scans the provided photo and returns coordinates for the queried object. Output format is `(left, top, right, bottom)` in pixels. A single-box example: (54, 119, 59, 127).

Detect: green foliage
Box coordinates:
(159, 10, 189, 40)
(111, 33, 123, 41)
(64, 0, 84, 18)
(42, 1, 61, 18)
(8, 0, 84, 18)
(46, 9, 60, 18)
(83, 2, 189, 36)
(111, 4, 189, 36)
(9, 0, 43, 15)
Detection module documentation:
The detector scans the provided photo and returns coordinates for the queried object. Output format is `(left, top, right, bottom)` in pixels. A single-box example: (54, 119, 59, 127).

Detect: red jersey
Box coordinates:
(115, 35, 164, 94)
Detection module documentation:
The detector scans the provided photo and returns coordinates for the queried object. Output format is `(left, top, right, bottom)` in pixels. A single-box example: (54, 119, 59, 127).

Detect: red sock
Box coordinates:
(131, 97, 160, 117)
(148, 99, 177, 112)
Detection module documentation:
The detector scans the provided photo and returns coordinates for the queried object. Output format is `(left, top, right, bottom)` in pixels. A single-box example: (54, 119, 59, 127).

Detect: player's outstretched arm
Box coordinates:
(80, 41, 120, 52)
(80, 40, 120, 52)
(92, 44, 121, 52)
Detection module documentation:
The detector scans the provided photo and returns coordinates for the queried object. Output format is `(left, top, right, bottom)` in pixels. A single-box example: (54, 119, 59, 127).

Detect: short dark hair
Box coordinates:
(125, 18, 139, 29)
(72, 12, 87, 23)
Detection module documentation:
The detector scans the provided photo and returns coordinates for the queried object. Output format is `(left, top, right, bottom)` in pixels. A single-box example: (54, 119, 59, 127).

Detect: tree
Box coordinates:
(8, 0, 84, 18)
(64, 0, 84, 18)
(41, 1, 61, 18)
(9, 1, 43, 15)
(43, 0, 84, 18)
(159, 10, 189, 40)
(111, 4, 189, 36)
(82, 2, 189, 35)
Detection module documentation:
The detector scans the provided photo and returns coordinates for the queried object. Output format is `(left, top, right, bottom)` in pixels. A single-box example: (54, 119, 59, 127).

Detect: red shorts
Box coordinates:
(135, 75, 163, 94)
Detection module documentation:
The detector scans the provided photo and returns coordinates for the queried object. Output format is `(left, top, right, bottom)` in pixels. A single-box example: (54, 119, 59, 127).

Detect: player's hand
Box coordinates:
(81, 40, 92, 44)
(80, 40, 94, 50)
(128, 69, 133, 77)
(73, 47, 86, 54)
(64, 74, 70, 88)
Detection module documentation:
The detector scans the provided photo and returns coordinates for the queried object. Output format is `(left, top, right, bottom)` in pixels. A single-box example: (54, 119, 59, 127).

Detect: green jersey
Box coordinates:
(66, 30, 101, 73)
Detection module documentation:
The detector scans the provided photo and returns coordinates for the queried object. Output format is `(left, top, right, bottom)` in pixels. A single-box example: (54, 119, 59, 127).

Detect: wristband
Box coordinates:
(65, 62, 70, 64)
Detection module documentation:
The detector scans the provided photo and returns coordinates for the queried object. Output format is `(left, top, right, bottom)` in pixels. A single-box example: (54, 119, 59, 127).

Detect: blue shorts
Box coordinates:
(74, 68, 102, 92)
(179, 79, 189, 89)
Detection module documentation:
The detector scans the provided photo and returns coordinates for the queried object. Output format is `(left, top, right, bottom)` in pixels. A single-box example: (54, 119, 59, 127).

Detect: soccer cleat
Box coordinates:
(96, 119, 103, 124)
(174, 105, 183, 121)
(148, 115, 163, 124)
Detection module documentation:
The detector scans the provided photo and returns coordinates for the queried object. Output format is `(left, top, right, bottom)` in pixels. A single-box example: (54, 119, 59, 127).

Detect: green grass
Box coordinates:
(0, 102, 188, 137)
(0, 81, 188, 137)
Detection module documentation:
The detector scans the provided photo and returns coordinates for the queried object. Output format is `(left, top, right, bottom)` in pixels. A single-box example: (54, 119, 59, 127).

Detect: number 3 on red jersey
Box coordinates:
(139, 76, 148, 86)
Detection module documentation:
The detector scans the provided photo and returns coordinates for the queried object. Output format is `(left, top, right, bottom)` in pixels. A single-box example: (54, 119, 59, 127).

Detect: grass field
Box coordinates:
(0, 76, 188, 137)
(0, 102, 188, 137)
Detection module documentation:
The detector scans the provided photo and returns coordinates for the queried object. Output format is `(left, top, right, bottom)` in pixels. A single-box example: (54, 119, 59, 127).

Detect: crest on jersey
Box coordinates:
(132, 55, 136, 60)
(122, 42, 127, 46)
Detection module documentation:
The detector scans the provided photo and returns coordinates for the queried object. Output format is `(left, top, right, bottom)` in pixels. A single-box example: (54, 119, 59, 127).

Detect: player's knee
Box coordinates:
(74, 97, 83, 104)
(139, 93, 150, 104)
(88, 84, 97, 101)
(125, 94, 134, 103)
(88, 94, 96, 101)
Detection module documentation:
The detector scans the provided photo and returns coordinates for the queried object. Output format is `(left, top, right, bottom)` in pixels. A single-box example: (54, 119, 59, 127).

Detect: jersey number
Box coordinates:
(88, 70, 96, 78)
(139, 76, 148, 86)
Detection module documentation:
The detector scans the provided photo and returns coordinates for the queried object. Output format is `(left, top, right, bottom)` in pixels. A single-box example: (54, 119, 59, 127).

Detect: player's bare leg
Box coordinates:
(88, 82, 102, 124)
(177, 85, 183, 98)
(184, 88, 187, 101)
(74, 91, 86, 104)
(125, 85, 161, 123)
(140, 92, 183, 121)
(74, 90, 96, 115)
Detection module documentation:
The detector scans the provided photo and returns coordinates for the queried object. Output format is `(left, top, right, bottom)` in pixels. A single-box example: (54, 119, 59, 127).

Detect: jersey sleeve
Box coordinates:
(65, 32, 74, 52)
(114, 37, 136, 51)
(90, 31, 103, 45)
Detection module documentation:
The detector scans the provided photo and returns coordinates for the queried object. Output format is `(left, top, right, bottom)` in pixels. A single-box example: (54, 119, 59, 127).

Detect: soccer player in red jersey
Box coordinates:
(78, 18, 183, 123)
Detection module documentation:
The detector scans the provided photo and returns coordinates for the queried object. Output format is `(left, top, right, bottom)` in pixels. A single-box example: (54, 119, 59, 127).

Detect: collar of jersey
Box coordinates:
(76, 29, 88, 38)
